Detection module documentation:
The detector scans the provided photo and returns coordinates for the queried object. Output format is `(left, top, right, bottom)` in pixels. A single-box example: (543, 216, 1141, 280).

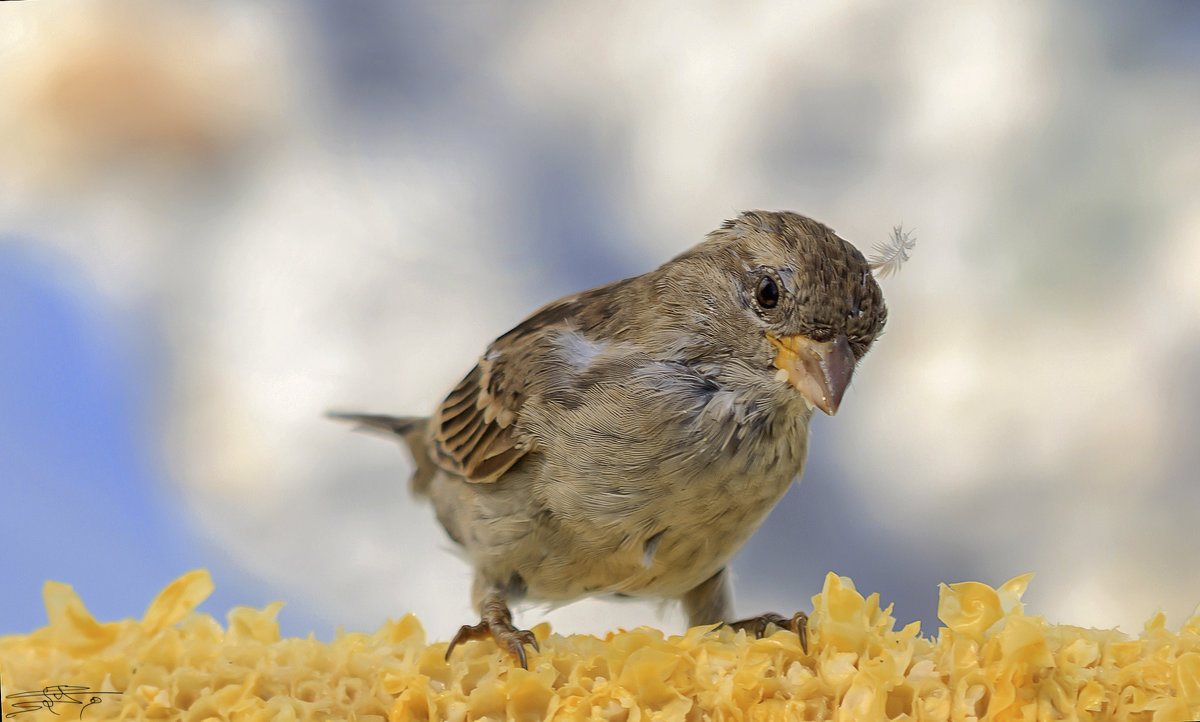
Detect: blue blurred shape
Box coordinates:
(0, 242, 195, 633)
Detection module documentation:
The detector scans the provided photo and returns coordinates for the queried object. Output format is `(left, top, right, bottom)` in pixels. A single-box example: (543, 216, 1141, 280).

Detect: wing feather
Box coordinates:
(429, 281, 633, 483)
(443, 403, 486, 450)
(431, 354, 528, 482)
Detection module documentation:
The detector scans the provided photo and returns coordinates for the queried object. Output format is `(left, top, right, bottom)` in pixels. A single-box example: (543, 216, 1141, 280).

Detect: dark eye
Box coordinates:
(755, 276, 779, 309)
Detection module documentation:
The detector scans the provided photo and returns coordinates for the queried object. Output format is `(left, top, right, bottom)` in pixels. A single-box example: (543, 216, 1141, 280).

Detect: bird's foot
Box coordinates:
(445, 598, 539, 669)
(724, 611, 808, 652)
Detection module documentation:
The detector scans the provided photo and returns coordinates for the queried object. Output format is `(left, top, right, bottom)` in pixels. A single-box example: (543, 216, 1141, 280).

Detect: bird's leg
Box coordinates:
(683, 568, 808, 652)
(445, 590, 539, 669)
(682, 568, 734, 625)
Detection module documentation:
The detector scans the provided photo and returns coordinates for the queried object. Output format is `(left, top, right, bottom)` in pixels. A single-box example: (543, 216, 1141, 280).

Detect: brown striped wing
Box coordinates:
(430, 356, 529, 483)
(428, 284, 630, 483)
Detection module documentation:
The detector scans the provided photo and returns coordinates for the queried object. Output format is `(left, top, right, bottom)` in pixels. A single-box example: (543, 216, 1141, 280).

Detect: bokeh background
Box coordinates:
(3, 1, 1198, 643)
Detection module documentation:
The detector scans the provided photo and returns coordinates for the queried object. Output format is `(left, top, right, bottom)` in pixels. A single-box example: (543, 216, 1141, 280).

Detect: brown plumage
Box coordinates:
(331, 210, 887, 668)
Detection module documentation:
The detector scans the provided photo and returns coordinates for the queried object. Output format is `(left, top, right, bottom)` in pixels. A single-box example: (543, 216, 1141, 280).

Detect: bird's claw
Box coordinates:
(505, 629, 540, 669)
(726, 611, 809, 653)
(445, 607, 539, 669)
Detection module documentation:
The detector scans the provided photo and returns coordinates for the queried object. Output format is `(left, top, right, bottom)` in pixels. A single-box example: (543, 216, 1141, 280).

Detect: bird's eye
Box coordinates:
(755, 276, 779, 309)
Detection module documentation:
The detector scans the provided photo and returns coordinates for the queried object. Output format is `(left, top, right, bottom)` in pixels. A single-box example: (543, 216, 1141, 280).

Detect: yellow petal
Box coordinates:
(141, 568, 214, 636)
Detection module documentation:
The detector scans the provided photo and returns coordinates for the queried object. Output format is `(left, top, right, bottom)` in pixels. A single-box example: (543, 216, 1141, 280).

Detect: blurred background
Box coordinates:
(2, 0, 1198, 643)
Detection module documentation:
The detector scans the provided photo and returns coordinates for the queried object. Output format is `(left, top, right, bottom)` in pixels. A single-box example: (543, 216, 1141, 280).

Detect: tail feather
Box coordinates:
(327, 412, 436, 496)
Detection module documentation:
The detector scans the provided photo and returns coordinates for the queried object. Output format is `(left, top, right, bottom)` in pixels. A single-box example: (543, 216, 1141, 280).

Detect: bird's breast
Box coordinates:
(520, 392, 812, 600)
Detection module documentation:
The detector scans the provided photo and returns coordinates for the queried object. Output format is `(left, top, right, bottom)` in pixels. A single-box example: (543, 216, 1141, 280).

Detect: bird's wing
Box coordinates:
(430, 288, 612, 483)
(430, 356, 528, 483)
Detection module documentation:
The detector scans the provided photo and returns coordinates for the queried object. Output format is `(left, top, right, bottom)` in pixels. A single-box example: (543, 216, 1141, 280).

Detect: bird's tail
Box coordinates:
(327, 412, 436, 496)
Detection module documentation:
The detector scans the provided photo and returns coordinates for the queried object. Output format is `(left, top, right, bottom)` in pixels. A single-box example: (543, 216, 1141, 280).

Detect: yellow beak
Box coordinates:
(766, 332, 855, 415)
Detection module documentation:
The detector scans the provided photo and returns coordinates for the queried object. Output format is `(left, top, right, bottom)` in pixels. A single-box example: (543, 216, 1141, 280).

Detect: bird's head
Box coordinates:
(656, 210, 887, 415)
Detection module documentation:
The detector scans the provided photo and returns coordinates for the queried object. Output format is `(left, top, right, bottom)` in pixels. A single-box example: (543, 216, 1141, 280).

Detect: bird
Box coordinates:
(331, 210, 889, 668)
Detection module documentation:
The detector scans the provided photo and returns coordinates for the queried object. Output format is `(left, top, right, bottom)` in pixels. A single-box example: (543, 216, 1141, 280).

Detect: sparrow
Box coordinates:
(332, 210, 889, 668)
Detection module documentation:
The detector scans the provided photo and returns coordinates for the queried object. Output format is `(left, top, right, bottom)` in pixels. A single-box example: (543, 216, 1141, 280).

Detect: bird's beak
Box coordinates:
(766, 332, 855, 415)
